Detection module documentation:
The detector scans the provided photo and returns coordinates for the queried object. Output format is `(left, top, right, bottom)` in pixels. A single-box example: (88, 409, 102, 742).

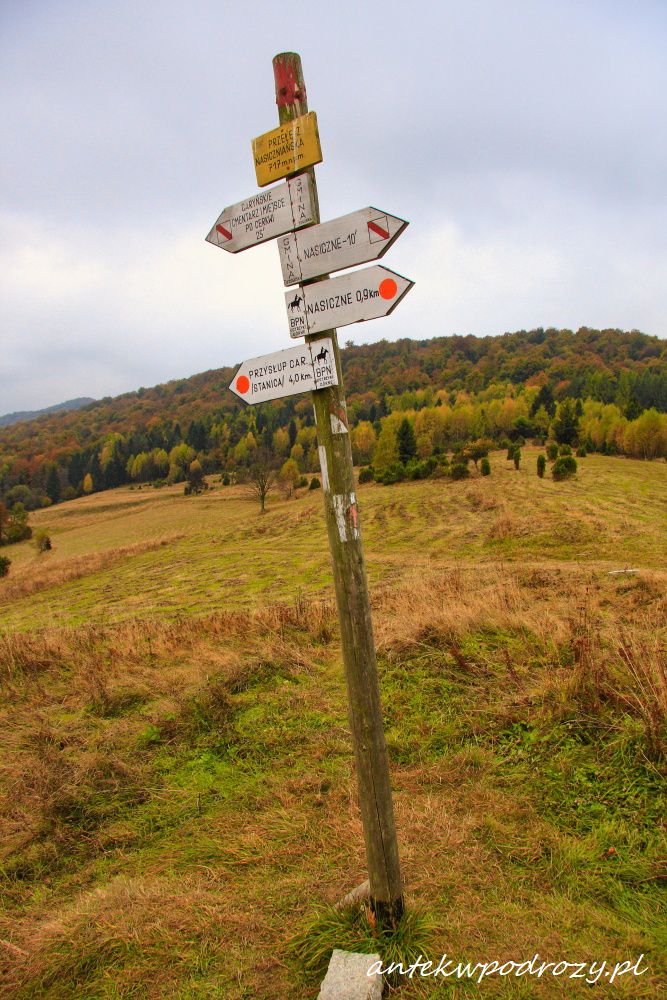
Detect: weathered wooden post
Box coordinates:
(272, 51, 404, 926)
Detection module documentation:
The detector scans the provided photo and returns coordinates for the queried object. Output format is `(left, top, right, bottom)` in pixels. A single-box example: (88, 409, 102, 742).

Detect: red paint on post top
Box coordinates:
(236, 375, 250, 394)
(379, 278, 398, 300)
(274, 57, 305, 106)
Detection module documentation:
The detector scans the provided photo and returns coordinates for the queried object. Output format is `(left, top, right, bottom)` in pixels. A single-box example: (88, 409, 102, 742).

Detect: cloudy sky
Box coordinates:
(1, 0, 666, 413)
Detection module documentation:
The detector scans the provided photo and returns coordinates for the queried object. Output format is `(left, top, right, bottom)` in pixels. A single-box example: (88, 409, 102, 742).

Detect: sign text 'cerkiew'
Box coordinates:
(279, 208, 408, 285)
(285, 266, 414, 338)
(252, 111, 322, 187)
(229, 338, 337, 404)
(205, 175, 315, 253)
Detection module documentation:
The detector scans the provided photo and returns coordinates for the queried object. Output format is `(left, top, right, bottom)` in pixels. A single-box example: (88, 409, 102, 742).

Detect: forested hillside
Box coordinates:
(1, 327, 665, 510)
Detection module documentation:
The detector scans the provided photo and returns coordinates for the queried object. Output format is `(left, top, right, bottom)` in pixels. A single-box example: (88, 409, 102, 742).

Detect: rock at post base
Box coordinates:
(317, 949, 383, 999)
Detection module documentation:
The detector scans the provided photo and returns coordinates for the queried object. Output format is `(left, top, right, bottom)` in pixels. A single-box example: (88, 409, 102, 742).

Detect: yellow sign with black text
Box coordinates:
(252, 112, 322, 187)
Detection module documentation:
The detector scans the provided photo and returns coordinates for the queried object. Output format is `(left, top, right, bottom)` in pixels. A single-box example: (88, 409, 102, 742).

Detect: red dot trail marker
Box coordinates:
(229, 338, 337, 405)
(205, 175, 315, 254)
(278, 207, 408, 285)
(285, 264, 413, 338)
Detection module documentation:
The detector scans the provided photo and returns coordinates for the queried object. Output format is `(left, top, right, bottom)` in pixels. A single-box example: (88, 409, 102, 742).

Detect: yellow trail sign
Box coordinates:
(252, 111, 322, 187)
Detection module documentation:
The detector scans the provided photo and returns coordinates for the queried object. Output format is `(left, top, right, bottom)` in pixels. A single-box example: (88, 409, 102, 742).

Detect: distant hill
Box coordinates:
(0, 397, 95, 428)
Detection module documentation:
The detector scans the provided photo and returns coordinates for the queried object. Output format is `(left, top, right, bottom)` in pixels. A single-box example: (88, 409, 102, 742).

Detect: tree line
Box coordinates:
(1, 328, 665, 511)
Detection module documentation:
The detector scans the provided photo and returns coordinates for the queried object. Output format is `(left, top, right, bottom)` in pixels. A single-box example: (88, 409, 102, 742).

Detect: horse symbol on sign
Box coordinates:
(288, 292, 303, 312)
(314, 346, 329, 364)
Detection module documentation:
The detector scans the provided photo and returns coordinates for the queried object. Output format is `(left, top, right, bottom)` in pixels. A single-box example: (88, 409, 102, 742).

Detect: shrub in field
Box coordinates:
(308, 477, 320, 490)
(1, 503, 32, 545)
(466, 438, 492, 469)
(221, 473, 231, 486)
(506, 445, 515, 461)
(409, 457, 437, 480)
(358, 466, 374, 484)
(537, 454, 546, 478)
(34, 530, 52, 553)
(279, 458, 301, 497)
(576, 446, 587, 457)
(552, 455, 577, 480)
(480, 457, 491, 476)
(297, 476, 309, 489)
(379, 461, 406, 485)
(559, 443, 572, 456)
(430, 464, 450, 479)
(546, 442, 559, 461)
(0, 555, 10, 577)
(513, 447, 521, 470)
(450, 462, 470, 480)
(186, 459, 207, 494)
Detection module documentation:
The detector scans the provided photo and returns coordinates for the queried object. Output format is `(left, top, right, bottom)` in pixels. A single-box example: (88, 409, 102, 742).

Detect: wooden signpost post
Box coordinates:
(207, 51, 409, 928)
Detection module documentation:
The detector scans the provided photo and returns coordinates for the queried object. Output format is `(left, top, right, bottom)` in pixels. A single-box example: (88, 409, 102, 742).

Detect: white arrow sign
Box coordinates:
(205, 175, 315, 254)
(285, 266, 414, 338)
(278, 208, 408, 285)
(229, 338, 338, 404)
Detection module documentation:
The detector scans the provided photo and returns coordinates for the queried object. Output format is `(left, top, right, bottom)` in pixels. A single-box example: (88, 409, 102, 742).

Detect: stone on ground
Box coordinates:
(317, 948, 383, 999)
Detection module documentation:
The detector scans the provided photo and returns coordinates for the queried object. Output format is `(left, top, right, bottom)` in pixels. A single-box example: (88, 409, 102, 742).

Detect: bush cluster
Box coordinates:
(552, 455, 578, 480)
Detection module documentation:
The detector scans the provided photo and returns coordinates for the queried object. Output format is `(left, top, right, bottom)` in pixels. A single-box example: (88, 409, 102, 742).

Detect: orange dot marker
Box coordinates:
(379, 278, 398, 300)
(236, 375, 250, 394)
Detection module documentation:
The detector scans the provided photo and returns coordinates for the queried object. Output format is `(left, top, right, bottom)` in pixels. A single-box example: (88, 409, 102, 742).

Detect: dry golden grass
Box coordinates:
(0, 534, 183, 605)
(0, 459, 665, 997)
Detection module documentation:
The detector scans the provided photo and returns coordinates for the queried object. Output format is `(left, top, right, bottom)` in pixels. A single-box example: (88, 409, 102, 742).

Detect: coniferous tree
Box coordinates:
(45, 465, 61, 504)
(551, 398, 580, 445)
(397, 418, 417, 465)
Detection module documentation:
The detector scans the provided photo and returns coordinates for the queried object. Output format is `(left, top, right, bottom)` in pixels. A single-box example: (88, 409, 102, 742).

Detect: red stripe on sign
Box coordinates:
(216, 224, 233, 241)
(368, 220, 390, 240)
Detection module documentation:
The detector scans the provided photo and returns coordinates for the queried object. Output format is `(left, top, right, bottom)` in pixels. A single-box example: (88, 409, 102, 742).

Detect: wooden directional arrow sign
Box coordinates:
(252, 112, 322, 187)
(285, 266, 414, 338)
(278, 208, 408, 285)
(205, 175, 315, 254)
(229, 338, 338, 404)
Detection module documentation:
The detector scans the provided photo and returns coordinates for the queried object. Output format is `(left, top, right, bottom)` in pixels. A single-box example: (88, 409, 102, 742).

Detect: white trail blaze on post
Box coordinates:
(278, 207, 408, 284)
(205, 175, 315, 253)
(285, 265, 414, 338)
(229, 338, 337, 404)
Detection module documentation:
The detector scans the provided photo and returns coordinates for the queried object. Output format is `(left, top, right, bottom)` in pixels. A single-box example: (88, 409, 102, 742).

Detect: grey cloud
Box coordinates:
(0, 0, 665, 412)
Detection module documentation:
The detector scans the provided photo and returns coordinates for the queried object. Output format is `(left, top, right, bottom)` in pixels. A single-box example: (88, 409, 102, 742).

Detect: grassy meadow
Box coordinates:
(0, 448, 665, 997)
